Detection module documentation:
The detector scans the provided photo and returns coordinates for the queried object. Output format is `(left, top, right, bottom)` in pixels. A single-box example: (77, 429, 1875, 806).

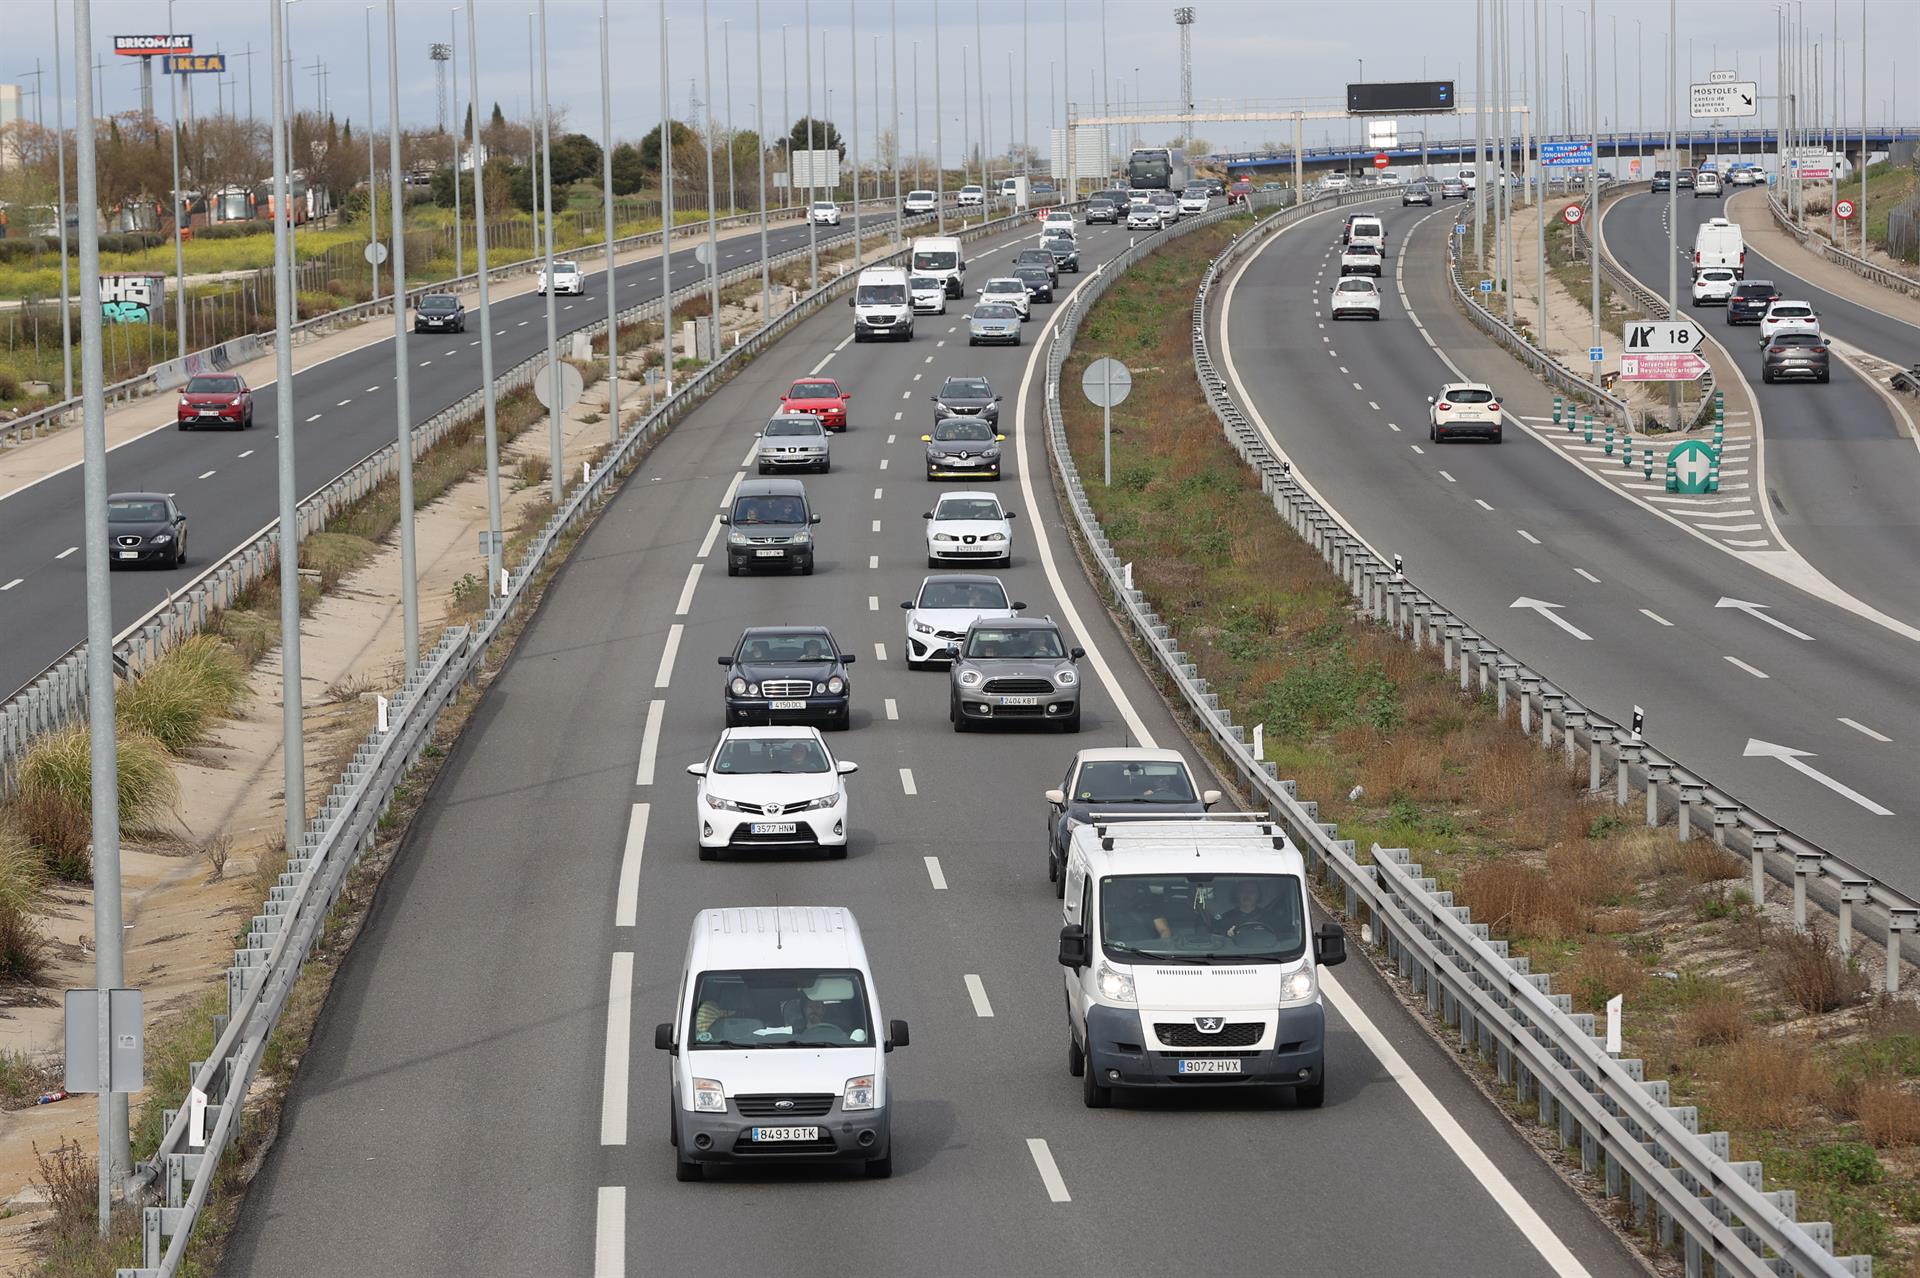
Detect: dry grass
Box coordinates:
(1675, 979, 1752, 1048)
(1770, 929, 1871, 1015)
(1703, 1036, 1831, 1131)
(1842, 1076, 1920, 1148)
(1563, 940, 1646, 1013)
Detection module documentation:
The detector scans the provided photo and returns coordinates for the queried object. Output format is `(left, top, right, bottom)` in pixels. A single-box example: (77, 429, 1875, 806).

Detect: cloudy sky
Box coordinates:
(7, 1, 1914, 160)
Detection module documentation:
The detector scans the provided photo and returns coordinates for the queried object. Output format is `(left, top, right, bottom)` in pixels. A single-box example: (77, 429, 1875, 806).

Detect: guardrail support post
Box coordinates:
(1791, 851, 1823, 932)
(1710, 804, 1741, 849)
(1540, 692, 1563, 749)
(1588, 725, 1612, 792)
(1615, 741, 1642, 807)
(1563, 709, 1587, 771)
(1458, 637, 1475, 692)
(1677, 781, 1707, 841)
(1748, 829, 1777, 906)
(1496, 663, 1517, 718)
(1645, 762, 1673, 828)
(1836, 878, 1871, 956)
(1518, 676, 1540, 734)
(1888, 909, 1919, 994)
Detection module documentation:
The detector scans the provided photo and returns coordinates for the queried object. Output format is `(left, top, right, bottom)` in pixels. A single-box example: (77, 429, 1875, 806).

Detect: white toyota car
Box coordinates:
(900, 573, 1024, 668)
(687, 727, 857, 860)
(811, 200, 843, 226)
(924, 490, 1016, 567)
(536, 259, 583, 295)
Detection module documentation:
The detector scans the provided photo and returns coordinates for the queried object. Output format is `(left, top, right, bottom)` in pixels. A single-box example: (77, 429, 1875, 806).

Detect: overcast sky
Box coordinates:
(7, 1, 1914, 160)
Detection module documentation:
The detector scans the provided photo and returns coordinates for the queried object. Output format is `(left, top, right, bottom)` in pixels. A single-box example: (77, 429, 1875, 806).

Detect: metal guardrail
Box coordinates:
(1764, 190, 1920, 300)
(114, 198, 1066, 1277)
(1045, 186, 1873, 1276)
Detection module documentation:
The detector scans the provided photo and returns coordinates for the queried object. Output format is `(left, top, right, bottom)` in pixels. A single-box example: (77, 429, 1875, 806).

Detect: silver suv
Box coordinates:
(949, 616, 1083, 733)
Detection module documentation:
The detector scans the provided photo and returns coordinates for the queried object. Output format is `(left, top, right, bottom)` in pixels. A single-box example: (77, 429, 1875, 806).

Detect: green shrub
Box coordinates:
(117, 637, 248, 752)
(16, 725, 179, 850)
(1812, 1141, 1884, 1186)
(160, 635, 250, 715)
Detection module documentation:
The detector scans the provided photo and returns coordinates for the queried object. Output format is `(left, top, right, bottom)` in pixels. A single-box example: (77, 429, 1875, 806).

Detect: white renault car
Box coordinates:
(1126, 201, 1161, 230)
(978, 276, 1032, 320)
(1041, 208, 1077, 238)
(687, 727, 857, 860)
(1426, 381, 1504, 443)
(1691, 267, 1738, 307)
(1329, 277, 1382, 320)
(811, 200, 843, 226)
(536, 259, 583, 295)
(924, 490, 1016, 567)
(908, 274, 949, 315)
(900, 573, 1025, 668)
(1758, 299, 1820, 344)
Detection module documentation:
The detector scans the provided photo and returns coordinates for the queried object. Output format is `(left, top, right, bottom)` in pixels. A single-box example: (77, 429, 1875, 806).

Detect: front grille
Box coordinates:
(983, 676, 1053, 695)
(934, 629, 966, 641)
(735, 1093, 836, 1118)
(761, 678, 815, 698)
(116, 535, 143, 548)
(1156, 1022, 1263, 1048)
(945, 405, 979, 414)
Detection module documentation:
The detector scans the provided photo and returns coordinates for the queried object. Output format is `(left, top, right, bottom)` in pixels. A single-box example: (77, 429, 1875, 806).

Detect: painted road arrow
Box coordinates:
(1715, 597, 1815, 640)
(1510, 597, 1593, 641)
(1743, 739, 1893, 816)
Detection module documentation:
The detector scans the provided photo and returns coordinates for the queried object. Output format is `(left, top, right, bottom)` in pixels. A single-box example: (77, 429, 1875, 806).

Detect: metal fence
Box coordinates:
(113, 198, 1063, 1277)
(1045, 188, 1872, 1276)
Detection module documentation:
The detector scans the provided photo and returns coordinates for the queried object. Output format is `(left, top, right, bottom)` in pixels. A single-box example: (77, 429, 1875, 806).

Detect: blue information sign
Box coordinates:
(1541, 141, 1596, 168)
(1588, 346, 1605, 362)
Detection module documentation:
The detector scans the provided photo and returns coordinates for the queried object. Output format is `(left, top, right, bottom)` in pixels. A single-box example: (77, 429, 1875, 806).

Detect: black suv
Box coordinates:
(1013, 263, 1055, 303)
(719, 625, 855, 729)
(1014, 246, 1059, 286)
(1726, 280, 1780, 326)
(1085, 197, 1119, 224)
(1042, 234, 1080, 273)
(930, 376, 1001, 427)
(414, 293, 466, 333)
(721, 478, 820, 575)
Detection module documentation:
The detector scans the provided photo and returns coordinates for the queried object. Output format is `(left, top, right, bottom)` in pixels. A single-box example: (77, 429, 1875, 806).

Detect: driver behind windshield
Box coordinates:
(1215, 880, 1279, 940)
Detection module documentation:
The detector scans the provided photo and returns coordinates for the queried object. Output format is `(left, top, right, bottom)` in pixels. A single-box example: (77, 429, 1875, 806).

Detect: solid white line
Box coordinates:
(963, 974, 995, 1018)
(740, 443, 760, 468)
(1473, 498, 1493, 511)
(809, 352, 836, 374)
(898, 767, 917, 795)
(884, 697, 899, 720)
(636, 701, 664, 786)
(594, 1186, 625, 1278)
(55, 546, 77, 560)
(1575, 568, 1601, 583)
(674, 563, 703, 615)
(1723, 655, 1770, 679)
(924, 855, 948, 889)
(197, 469, 216, 480)
(1640, 608, 1674, 626)
(873, 641, 888, 661)
(599, 953, 633, 1146)
(1025, 1138, 1072, 1203)
(1838, 717, 1892, 743)
(654, 624, 683, 689)
(615, 805, 648, 927)
(696, 516, 722, 559)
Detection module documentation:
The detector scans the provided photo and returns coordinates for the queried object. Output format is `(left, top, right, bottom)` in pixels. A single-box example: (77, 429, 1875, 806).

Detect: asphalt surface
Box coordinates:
(1220, 197, 1917, 890)
(0, 205, 928, 698)
(1599, 188, 1920, 627)
(218, 208, 1640, 1278)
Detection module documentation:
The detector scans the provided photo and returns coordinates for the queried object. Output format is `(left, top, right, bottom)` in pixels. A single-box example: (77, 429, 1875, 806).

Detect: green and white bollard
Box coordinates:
(1622, 430, 1634, 468)
(1706, 448, 1722, 493)
(1665, 454, 1679, 491)
(1643, 446, 1655, 482)
(1553, 394, 1564, 430)
(1604, 419, 1615, 456)
(1583, 411, 1594, 444)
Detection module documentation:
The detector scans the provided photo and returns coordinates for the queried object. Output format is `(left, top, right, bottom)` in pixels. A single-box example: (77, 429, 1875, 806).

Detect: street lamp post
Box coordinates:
(757, 0, 771, 318)
(385, 0, 419, 677)
(933, 0, 945, 234)
(600, 0, 619, 446)
(660, 8, 673, 394)
(466, 0, 502, 595)
(537, 0, 563, 503)
(364, 5, 380, 303)
(167, 0, 186, 358)
(450, 9, 463, 280)
(51, 1, 73, 401)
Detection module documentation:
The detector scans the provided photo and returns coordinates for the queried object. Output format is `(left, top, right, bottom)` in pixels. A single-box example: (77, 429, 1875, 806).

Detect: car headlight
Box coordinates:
(842, 1074, 876, 1111)
(151, 533, 174, 545)
(980, 532, 1007, 542)
(729, 677, 748, 695)
(1096, 961, 1137, 1004)
(704, 793, 751, 812)
(933, 533, 959, 542)
(1280, 965, 1318, 1005)
(957, 668, 984, 688)
(1053, 667, 1077, 687)
(692, 1077, 728, 1113)
(791, 794, 839, 813)
(825, 676, 846, 694)
(728, 530, 751, 545)
(980, 447, 1000, 460)
(790, 530, 811, 544)
(911, 622, 934, 636)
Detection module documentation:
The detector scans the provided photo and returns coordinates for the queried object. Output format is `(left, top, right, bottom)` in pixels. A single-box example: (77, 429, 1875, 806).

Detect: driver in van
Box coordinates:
(1215, 881, 1279, 940)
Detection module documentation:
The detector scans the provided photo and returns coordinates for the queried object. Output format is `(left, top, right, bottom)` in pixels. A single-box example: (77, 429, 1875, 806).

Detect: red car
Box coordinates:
(1226, 180, 1253, 205)
(779, 377, 851, 432)
(176, 373, 255, 430)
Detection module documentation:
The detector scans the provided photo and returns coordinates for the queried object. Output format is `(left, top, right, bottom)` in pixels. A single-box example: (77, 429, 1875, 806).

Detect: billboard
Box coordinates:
(114, 34, 194, 57)
(789, 149, 841, 189)
(1049, 128, 1112, 183)
(163, 53, 226, 75)
(1347, 80, 1455, 115)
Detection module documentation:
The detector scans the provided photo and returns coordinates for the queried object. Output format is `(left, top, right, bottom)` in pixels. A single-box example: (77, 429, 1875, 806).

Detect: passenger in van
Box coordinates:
(1109, 883, 1175, 943)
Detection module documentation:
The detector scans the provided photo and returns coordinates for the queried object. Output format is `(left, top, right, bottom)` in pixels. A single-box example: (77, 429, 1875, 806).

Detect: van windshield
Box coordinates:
(913, 249, 958, 271)
(731, 494, 809, 525)
(689, 968, 874, 1049)
(856, 283, 908, 305)
(1099, 873, 1306, 962)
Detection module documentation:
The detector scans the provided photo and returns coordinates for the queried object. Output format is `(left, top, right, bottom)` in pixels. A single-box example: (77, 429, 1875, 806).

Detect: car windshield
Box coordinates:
(934, 497, 1002, 521)
(974, 304, 1018, 320)
(856, 282, 908, 305)
(764, 417, 824, 438)
(419, 296, 458, 312)
(734, 631, 838, 664)
(1075, 761, 1198, 804)
(960, 185, 982, 194)
(1336, 280, 1376, 293)
(786, 380, 840, 400)
(964, 626, 1064, 659)
(919, 578, 1009, 609)
(913, 249, 959, 271)
(933, 418, 995, 442)
(812, 202, 837, 211)
(186, 376, 240, 393)
(986, 280, 1023, 293)
(712, 734, 831, 773)
(688, 968, 873, 1049)
(1016, 268, 1049, 282)
(108, 499, 167, 522)
(1351, 223, 1381, 236)
(1346, 244, 1379, 256)
(908, 276, 942, 290)
(731, 494, 809, 525)
(1099, 873, 1306, 962)
(553, 261, 577, 274)
(1735, 284, 1776, 297)
(908, 191, 934, 201)
(1773, 333, 1824, 346)
(1017, 250, 1050, 263)
(941, 379, 990, 399)
(1448, 387, 1495, 403)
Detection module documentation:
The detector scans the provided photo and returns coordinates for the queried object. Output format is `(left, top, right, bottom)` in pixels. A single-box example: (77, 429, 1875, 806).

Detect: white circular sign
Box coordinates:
(1080, 358, 1133, 409)
(1562, 204, 1584, 225)
(694, 241, 713, 266)
(533, 359, 586, 414)
(1834, 198, 1857, 221)
(364, 241, 390, 265)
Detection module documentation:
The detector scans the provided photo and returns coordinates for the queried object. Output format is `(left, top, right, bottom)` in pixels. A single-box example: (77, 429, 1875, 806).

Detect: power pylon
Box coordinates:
(429, 42, 452, 133)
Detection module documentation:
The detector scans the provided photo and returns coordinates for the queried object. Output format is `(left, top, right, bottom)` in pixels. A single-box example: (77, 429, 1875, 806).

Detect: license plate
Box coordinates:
(750, 822, 799, 835)
(767, 700, 807, 711)
(1178, 1058, 1242, 1075)
(199, 412, 220, 418)
(754, 548, 785, 557)
(751, 1126, 819, 1142)
(998, 695, 1040, 707)
(117, 550, 138, 560)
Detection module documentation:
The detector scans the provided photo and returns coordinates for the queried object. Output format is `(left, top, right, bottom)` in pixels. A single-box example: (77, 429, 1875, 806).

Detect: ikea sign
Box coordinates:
(164, 54, 226, 75)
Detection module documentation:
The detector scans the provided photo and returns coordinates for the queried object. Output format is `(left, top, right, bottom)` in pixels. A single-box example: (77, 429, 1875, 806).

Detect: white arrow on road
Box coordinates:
(1510, 597, 1593, 641)
(1715, 597, 1814, 641)
(1743, 739, 1894, 816)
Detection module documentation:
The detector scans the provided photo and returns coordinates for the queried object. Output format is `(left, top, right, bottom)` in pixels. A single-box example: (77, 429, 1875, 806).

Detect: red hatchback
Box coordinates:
(1227, 180, 1253, 205)
(177, 373, 254, 430)
(779, 377, 851, 432)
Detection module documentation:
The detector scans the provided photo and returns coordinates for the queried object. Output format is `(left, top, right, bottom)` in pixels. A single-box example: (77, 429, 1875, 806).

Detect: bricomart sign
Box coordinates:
(114, 34, 195, 57)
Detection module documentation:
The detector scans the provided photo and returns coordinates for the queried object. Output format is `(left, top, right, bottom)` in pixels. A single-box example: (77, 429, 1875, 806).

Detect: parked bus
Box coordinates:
(254, 172, 311, 226)
(1126, 147, 1191, 191)
(207, 185, 258, 226)
(111, 199, 165, 234)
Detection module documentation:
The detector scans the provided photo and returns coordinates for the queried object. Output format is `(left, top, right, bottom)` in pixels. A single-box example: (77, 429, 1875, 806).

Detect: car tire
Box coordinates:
(826, 843, 849, 861)
(698, 845, 718, 862)
(798, 559, 814, 576)
(829, 708, 851, 732)
(675, 1145, 705, 1181)
(1761, 369, 1773, 384)
(1067, 1031, 1085, 1077)
(818, 460, 831, 474)
(1427, 419, 1437, 441)
(968, 337, 977, 346)
(1081, 1049, 1112, 1108)
(1491, 429, 1503, 445)
(177, 420, 190, 431)
(173, 538, 187, 569)
(726, 561, 740, 577)
(1294, 1081, 1327, 1109)
(950, 697, 970, 733)
(1818, 371, 1830, 383)
(1059, 708, 1081, 734)
(756, 464, 770, 475)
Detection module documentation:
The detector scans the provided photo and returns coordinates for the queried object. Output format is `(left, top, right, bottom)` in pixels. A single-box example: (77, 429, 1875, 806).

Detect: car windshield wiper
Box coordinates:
(1103, 942, 1207, 965)
(1086, 796, 1194, 805)
(1183, 951, 1287, 964)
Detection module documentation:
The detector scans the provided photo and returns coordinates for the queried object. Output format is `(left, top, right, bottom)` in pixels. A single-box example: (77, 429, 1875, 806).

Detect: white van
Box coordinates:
(1346, 216, 1386, 253)
(1692, 217, 1745, 278)
(656, 906, 910, 1180)
(1056, 816, 1347, 1108)
(1456, 167, 1478, 191)
(849, 266, 913, 342)
(911, 235, 967, 298)
(1693, 169, 1723, 197)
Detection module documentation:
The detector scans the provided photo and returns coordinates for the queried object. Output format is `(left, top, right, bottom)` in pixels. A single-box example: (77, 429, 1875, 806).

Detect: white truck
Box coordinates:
(1692, 217, 1745, 278)
(910, 235, 967, 298)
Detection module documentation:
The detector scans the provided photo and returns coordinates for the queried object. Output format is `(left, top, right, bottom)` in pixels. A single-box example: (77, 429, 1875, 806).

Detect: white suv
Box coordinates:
(903, 189, 938, 214)
(1758, 300, 1820, 343)
(900, 573, 1024, 667)
(1691, 268, 1737, 307)
(1330, 277, 1382, 320)
(1426, 382, 1504, 443)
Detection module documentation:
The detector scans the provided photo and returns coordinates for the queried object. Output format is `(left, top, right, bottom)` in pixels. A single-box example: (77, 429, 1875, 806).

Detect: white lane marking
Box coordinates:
(1352, 382, 1363, 391)
(1641, 608, 1674, 626)
(365, 385, 380, 392)
(55, 546, 78, 560)
(1437, 470, 1456, 483)
(893, 411, 903, 421)
(1839, 717, 1892, 743)
(419, 360, 432, 367)
(888, 433, 897, 443)
(1368, 400, 1380, 410)
(237, 449, 254, 459)
(518, 320, 530, 326)
(615, 804, 648, 927)
(594, 1186, 625, 1278)
(674, 563, 703, 616)
(1026, 1138, 1072, 1203)
(871, 519, 882, 534)
(873, 487, 884, 500)
(719, 470, 745, 508)
(880, 458, 889, 470)
(902, 390, 912, 399)
(1339, 365, 1349, 374)
(1473, 498, 1493, 511)
(1319, 974, 1595, 1278)
(1387, 422, 1401, 432)
(636, 702, 664, 786)
(810, 353, 836, 374)
(868, 554, 880, 570)
(924, 855, 948, 889)
(196, 469, 216, 480)
(884, 697, 899, 720)
(336, 398, 352, 407)
(1716, 596, 1815, 641)
(1575, 568, 1601, 583)
(599, 952, 634, 1146)
(898, 766, 917, 795)
(740, 442, 760, 468)
(924, 354, 935, 364)
(912, 372, 922, 381)
(654, 624, 683, 689)
(305, 413, 322, 422)
(873, 641, 889, 661)
(696, 517, 722, 559)
(963, 974, 996, 1018)
(868, 596, 879, 611)
(1723, 655, 1770, 679)
(1410, 444, 1425, 455)
(0, 579, 20, 591)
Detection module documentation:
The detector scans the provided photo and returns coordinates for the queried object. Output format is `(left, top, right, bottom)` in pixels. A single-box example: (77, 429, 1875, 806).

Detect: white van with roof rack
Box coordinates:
(1056, 815, 1347, 1108)
(655, 906, 909, 1180)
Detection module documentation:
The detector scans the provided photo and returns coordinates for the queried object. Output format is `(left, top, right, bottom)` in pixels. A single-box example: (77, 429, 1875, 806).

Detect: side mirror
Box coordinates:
(1058, 924, 1091, 969)
(993, 394, 1003, 402)
(843, 392, 852, 400)
(836, 760, 860, 775)
(1005, 511, 1018, 520)
(928, 394, 939, 402)
(920, 434, 934, 443)
(1314, 922, 1348, 968)
(922, 511, 934, 519)
(886, 1019, 910, 1051)
(716, 654, 734, 666)
(686, 762, 709, 777)
(1202, 789, 1223, 808)
(654, 1023, 676, 1053)
(840, 653, 856, 664)
(1069, 647, 1086, 660)
(718, 514, 731, 525)
(847, 296, 854, 306)
(900, 600, 914, 609)
(995, 434, 1007, 442)
(1044, 788, 1066, 806)
(1011, 600, 1028, 610)
(1426, 396, 1437, 405)
(810, 514, 822, 524)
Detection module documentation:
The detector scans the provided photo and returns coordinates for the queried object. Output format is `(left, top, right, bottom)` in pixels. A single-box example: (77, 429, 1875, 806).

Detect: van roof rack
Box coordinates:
(1087, 815, 1288, 853)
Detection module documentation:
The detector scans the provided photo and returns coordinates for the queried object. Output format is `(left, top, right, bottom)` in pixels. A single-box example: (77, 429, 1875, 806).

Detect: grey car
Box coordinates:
(1042, 748, 1221, 894)
(1401, 182, 1433, 206)
(1760, 331, 1830, 383)
(949, 616, 1083, 732)
(924, 415, 1005, 480)
(755, 413, 832, 473)
(1439, 177, 1467, 199)
(929, 375, 1001, 427)
(1042, 234, 1080, 273)
(968, 302, 1022, 346)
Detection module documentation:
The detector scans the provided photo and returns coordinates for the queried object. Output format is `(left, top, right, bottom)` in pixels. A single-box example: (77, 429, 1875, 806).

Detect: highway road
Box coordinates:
(1599, 188, 1920, 629)
(1217, 197, 1917, 894)
(217, 209, 1639, 1277)
(0, 206, 924, 700)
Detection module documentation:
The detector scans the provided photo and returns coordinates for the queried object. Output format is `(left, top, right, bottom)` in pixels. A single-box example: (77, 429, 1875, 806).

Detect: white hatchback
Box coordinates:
(924, 490, 1016, 567)
(811, 201, 843, 226)
(1126, 203, 1161, 230)
(978, 277, 1032, 320)
(957, 184, 985, 208)
(1758, 300, 1820, 343)
(1330, 277, 1382, 320)
(900, 573, 1024, 668)
(908, 274, 949, 315)
(536, 259, 583, 295)
(687, 727, 857, 860)
(1041, 209, 1077, 237)
(1691, 268, 1738, 307)
(904, 190, 938, 214)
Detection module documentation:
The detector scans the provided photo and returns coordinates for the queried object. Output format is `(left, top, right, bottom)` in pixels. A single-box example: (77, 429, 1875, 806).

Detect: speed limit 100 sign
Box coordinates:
(1835, 198, 1857, 220)
(1562, 203, 1584, 225)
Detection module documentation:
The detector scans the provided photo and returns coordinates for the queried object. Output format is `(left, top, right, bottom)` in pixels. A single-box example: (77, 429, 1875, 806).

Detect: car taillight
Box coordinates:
(1768, 346, 1784, 354)
(1489, 403, 1501, 412)
(1438, 403, 1451, 411)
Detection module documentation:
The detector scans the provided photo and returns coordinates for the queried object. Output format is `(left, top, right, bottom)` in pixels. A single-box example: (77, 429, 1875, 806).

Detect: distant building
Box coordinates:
(0, 85, 23, 170)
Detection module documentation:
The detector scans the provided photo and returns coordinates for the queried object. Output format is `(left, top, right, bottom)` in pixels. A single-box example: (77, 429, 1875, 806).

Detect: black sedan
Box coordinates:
(719, 626, 856, 730)
(107, 491, 188, 569)
(1085, 198, 1119, 224)
(1761, 332, 1830, 383)
(1726, 280, 1780, 326)
(414, 293, 466, 333)
(1012, 264, 1054, 303)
